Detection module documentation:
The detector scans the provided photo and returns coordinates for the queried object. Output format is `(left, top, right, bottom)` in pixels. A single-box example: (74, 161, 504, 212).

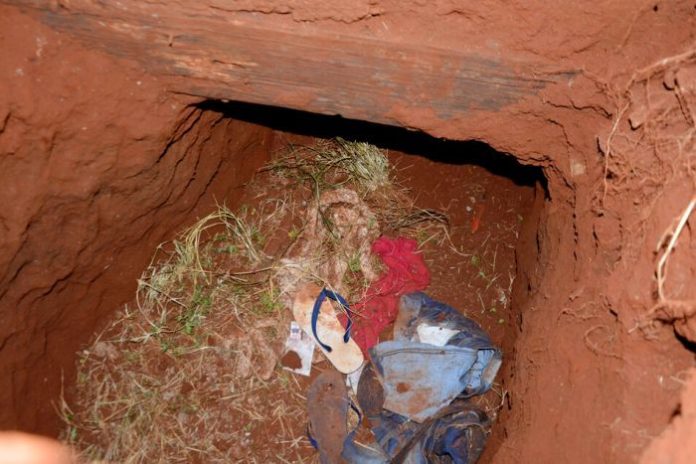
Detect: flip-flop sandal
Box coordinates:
(293, 283, 364, 374)
(307, 369, 350, 464)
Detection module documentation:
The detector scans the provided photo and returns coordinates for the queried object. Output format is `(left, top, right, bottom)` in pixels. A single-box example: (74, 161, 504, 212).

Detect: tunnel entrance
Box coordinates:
(54, 102, 546, 462)
(5, 3, 696, 463)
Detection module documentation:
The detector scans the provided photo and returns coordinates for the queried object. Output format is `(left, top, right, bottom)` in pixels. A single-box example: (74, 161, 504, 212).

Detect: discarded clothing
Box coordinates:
(277, 188, 381, 309)
(340, 237, 430, 356)
(342, 434, 391, 464)
(371, 237, 430, 296)
(345, 364, 491, 464)
(315, 293, 501, 464)
(370, 292, 502, 422)
(367, 403, 490, 464)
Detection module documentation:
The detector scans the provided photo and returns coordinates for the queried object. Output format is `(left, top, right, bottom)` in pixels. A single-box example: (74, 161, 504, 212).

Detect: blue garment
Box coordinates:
(342, 292, 501, 464)
(372, 406, 490, 464)
(370, 292, 502, 422)
(342, 400, 490, 464)
(341, 429, 390, 463)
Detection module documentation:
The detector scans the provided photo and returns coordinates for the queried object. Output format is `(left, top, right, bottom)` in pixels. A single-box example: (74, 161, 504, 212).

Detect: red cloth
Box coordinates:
(340, 236, 430, 356)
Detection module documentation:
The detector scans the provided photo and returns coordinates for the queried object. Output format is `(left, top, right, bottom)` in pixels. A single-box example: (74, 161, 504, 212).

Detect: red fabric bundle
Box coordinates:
(340, 236, 430, 356)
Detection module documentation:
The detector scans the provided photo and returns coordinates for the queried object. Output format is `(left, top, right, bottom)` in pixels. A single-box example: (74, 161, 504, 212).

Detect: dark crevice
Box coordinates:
(198, 100, 544, 188)
(675, 330, 696, 354)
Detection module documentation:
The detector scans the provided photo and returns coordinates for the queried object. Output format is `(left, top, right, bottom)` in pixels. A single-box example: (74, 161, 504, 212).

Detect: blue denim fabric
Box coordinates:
(343, 292, 500, 464)
(370, 292, 502, 422)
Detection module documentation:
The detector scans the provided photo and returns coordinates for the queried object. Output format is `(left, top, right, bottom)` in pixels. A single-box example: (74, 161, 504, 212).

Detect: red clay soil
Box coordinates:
(390, 148, 537, 344)
(640, 368, 696, 464)
(0, 8, 278, 435)
(2, 1, 696, 463)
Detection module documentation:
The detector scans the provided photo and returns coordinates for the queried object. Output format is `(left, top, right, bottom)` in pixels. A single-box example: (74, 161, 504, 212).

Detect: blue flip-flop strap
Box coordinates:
(311, 288, 354, 352)
(307, 424, 319, 450)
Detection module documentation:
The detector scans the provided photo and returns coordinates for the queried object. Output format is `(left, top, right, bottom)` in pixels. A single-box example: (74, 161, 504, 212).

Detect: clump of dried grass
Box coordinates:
(265, 138, 455, 250)
(264, 137, 390, 195)
(60, 139, 453, 463)
(59, 203, 313, 463)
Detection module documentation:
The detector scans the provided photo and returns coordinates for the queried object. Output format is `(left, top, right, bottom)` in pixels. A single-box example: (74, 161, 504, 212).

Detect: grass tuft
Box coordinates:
(263, 137, 390, 195)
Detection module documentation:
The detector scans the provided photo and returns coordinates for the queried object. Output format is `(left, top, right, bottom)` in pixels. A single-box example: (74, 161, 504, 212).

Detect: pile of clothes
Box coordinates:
(286, 236, 502, 464)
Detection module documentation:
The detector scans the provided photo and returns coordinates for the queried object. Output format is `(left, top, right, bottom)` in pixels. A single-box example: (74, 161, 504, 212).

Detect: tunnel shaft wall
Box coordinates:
(1, 2, 696, 463)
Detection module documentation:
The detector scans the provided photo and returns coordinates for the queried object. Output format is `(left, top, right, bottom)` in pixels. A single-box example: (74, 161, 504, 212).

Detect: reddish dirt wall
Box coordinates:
(1, 2, 696, 463)
(0, 7, 284, 434)
(640, 368, 696, 464)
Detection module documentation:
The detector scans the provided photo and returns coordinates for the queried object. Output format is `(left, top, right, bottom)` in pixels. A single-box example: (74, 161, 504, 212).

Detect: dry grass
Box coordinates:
(469, 381, 508, 424)
(60, 139, 453, 463)
(265, 138, 455, 251)
(263, 137, 390, 195)
(59, 203, 314, 463)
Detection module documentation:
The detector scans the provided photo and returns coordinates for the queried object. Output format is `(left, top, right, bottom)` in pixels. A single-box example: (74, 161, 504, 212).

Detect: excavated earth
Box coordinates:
(1, 1, 696, 463)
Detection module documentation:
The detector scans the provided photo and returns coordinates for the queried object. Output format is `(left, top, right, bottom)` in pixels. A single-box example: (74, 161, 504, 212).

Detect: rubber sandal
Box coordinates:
(307, 369, 350, 464)
(311, 288, 355, 352)
(293, 283, 364, 374)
